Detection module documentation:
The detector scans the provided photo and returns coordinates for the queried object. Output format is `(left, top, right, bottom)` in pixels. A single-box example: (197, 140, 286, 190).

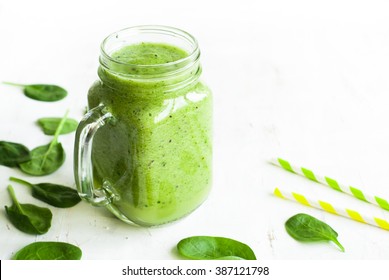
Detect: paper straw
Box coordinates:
(274, 187, 389, 231)
(270, 157, 389, 211)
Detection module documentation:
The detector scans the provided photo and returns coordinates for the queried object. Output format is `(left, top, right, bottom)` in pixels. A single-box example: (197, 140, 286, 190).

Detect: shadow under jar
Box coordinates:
(74, 25, 212, 226)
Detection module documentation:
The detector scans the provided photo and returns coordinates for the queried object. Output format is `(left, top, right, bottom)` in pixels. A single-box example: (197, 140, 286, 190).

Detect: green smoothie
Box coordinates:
(87, 42, 212, 226)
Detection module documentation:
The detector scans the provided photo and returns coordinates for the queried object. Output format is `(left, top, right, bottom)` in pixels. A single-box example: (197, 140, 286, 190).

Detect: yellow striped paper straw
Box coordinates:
(274, 187, 389, 231)
(270, 158, 389, 211)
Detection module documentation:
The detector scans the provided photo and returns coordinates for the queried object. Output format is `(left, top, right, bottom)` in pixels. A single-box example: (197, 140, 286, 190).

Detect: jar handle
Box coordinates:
(74, 104, 117, 206)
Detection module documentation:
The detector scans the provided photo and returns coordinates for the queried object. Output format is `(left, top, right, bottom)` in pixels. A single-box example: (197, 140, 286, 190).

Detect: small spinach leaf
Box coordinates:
(3, 82, 67, 102)
(10, 177, 81, 208)
(13, 241, 82, 260)
(177, 236, 256, 260)
(19, 142, 65, 175)
(37, 117, 78, 135)
(285, 213, 345, 252)
(5, 185, 52, 235)
(19, 111, 68, 176)
(0, 141, 30, 167)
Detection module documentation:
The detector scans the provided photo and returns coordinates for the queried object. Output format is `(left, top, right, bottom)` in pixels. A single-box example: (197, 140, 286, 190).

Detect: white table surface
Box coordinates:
(1, 0, 389, 260)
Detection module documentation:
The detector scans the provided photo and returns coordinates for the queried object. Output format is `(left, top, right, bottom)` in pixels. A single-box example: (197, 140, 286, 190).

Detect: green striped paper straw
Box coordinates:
(270, 158, 389, 211)
(274, 187, 389, 231)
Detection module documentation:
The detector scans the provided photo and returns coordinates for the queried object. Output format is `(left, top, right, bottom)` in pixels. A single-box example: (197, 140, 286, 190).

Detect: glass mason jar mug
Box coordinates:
(74, 26, 212, 226)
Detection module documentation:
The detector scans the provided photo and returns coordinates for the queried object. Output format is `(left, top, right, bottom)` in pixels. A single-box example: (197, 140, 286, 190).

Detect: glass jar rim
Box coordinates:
(100, 25, 200, 71)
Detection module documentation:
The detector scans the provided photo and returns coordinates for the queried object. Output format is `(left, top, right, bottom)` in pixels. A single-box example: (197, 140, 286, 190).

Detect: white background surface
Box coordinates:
(1, 0, 389, 260)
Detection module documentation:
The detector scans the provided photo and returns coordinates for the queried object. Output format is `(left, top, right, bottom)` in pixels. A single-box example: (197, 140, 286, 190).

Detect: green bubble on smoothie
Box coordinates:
(111, 42, 188, 65)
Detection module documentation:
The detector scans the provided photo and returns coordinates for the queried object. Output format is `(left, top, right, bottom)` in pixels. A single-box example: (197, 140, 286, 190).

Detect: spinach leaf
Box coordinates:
(0, 141, 31, 167)
(177, 236, 256, 260)
(19, 112, 68, 176)
(10, 177, 81, 208)
(37, 117, 78, 135)
(3, 81, 67, 102)
(13, 241, 82, 260)
(19, 143, 65, 175)
(285, 213, 345, 252)
(5, 185, 52, 235)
